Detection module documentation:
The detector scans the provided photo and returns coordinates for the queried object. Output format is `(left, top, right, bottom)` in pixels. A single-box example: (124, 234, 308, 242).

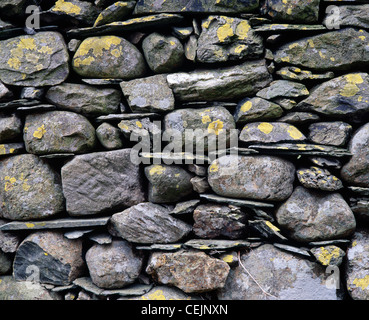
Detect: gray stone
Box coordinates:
(309, 157, 342, 169)
(86, 240, 143, 289)
(61, 149, 145, 216)
(297, 167, 343, 191)
(277, 67, 335, 82)
(308, 122, 352, 147)
(0, 250, 11, 274)
(200, 193, 274, 209)
(0, 154, 64, 220)
(0, 143, 24, 158)
(184, 35, 197, 62)
(172, 26, 193, 40)
(0, 219, 20, 253)
(0, 113, 22, 143)
(24, 111, 96, 155)
(170, 199, 200, 215)
(96, 122, 123, 150)
(190, 176, 210, 193)
(183, 239, 254, 251)
(277, 112, 321, 124)
(310, 245, 345, 267)
(256, 80, 309, 100)
(0, 81, 12, 100)
(276, 186, 356, 242)
(127, 285, 199, 300)
(93, 1, 136, 26)
(324, 5, 369, 29)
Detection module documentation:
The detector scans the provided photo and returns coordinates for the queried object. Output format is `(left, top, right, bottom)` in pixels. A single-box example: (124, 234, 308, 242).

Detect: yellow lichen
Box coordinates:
(52, 0, 82, 15)
(265, 221, 280, 232)
(207, 119, 224, 135)
(209, 162, 219, 173)
(149, 165, 165, 175)
(317, 246, 341, 266)
(217, 18, 234, 42)
(258, 122, 274, 134)
(240, 101, 252, 113)
(287, 126, 303, 140)
(201, 115, 212, 124)
(353, 275, 369, 290)
(222, 255, 234, 263)
(0, 145, 5, 155)
(235, 20, 250, 40)
(33, 124, 46, 139)
(4, 176, 16, 192)
(340, 73, 364, 97)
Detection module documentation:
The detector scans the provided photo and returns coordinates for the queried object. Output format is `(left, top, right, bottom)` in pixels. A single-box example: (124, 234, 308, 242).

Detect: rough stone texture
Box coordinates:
(85, 240, 143, 289)
(110, 202, 192, 243)
(96, 122, 123, 150)
(61, 149, 146, 216)
(310, 245, 345, 267)
(13, 231, 84, 286)
(0, 219, 21, 253)
(256, 80, 309, 100)
(0, 0, 27, 18)
(46, 83, 121, 116)
(72, 36, 146, 79)
(93, 1, 136, 27)
(346, 229, 369, 300)
(24, 111, 96, 155)
(0, 250, 12, 274)
(208, 155, 295, 201)
(297, 167, 343, 191)
(341, 123, 369, 188)
(146, 250, 230, 293)
(0, 154, 64, 220)
(0, 113, 22, 143)
(0, 32, 69, 86)
(324, 5, 369, 29)
(218, 244, 340, 300)
(308, 122, 352, 147)
(130, 285, 198, 300)
(276, 186, 356, 242)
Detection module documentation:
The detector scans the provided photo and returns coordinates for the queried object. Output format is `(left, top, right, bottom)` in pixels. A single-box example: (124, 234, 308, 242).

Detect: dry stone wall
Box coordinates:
(0, 0, 369, 301)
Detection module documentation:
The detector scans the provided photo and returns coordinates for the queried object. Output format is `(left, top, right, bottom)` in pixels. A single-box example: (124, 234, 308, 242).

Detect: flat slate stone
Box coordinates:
(199, 194, 274, 208)
(0, 99, 41, 111)
(95, 113, 160, 122)
(253, 24, 326, 33)
(183, 239, 254, 251)
(0, 143, 24, 157)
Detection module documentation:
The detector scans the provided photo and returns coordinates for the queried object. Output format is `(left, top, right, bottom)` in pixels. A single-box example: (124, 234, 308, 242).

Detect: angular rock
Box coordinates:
(277, 67, 335, 82)
(197, 16, 263, 63)
(309, 157, 342, 169)
(0, 32, 69, 86)
(200, 193, 274, 209)
(0, 219, 20, 253)
(96, 122, 123, 150)
(193, 204, 247, 239)
(118, 117, 160, 142)
(297, 167, 343, 191)
(324, 5, 369, 29)
(240, 122, 306, 144)
(0, 154, 64, 220)
(0, 113, 22, 143)
(346, 229, 369, 300)
(256, 80, 309, 100)
(308, 122, 352, 147)
(24, 111, 96, 155)
(0, 143, 24, 158)
(184, 35, 197, 61)
(120, 74, 175, 113)
(208, 155, 295, 201)
(93, 1, 136, 26)
(46, 83, 121, 116)
(190, 176, 210, 193)
(310, 245, 345, 267)
(110, 202, 192, 244)
(276, 186, 356, 242)
(146, 250, 230, 293)
(254, 23, 326, 33)
(142, 33, 184, 73)
(274, 28, 369, 71)
(130, 285, 199, 300)
(172, 26, 193, 40)
(144, 164, 193, 203)
(72, 35, 146, 79)
(61, 149, 145, 216)
(218, 244, 341, 300)
(234, 97, 283, 123)
(13, 231, 84, 286)
(0, 81, 12, 101)
(85, 240, 143, 289)
(170, 199, 200, 215)
(341, 123, 369, 188)
(183, 239, 255, 251)
(167, 59, 272, 101)
(277, 112, 320, 124)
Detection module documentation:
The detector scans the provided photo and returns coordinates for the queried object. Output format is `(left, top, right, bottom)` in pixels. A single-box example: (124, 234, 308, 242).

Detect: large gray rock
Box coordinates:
(93, 1, 136, 27)
(167, 59, 272, 101)
(276, 186, 356, 242)
(208, 155, 295, 201)
(0, 113, 22, 143)
(86, 240, 143, 289)
(341, 123, 369, 188)
(308, 122, 352, 147)
(46, 83, 121, 116)
(13, 231, 84, 286)
(0, 219, 21, 253)
(0, 32, 69, 86)
(110, 202, 192, 244)
(0, 154, 64, 220)
(61, 149, 146, 216)
(324, 5, 369, 29)
(24, 111, 96, 155)
(218, 244, 341, 300)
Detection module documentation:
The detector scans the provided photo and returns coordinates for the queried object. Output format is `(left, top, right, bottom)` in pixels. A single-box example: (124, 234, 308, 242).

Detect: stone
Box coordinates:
(297, 167, 343, 191)
(196, 16, 263, 63)
(208, 155, 295, 201)
(72, 35, 146, 79)
(85, 240, 143, 289)
(199, 194, 274, 209)
(345, 229, 369, 300)
(276, 186, 356, 242)
(172, 26, 193, 40)
(0, 250, 11, 274)
(273, 98, 296, 110)
(144, 164, 193, 203)
(350, 198, 369, 222)
(277, 112, 320, 124)
(134, 0, 259, 14)
(120, 75, 175, 113)
(46, 83, 121, 116)
(240, 122, 306, 144)
(277, 67, 335, 82)
(193, 204, 247, 239)
(234, 97, 283, 124)
(24, 111, 96, 155)
(96, 113, 160, 122)
(183, 239, 254, 251)
(129, 285, 199, 300)
(17, 104, 56, 114)
(96, 122, 123, 150)
(324, 5, 369, 29)
(190, 176, 210, 193)
(0, 219, 20, 253)
(308, 122, 352, 147)
(0, 32, 69, 86)
(310, 245, 345, 267)
(249, 219, 287, 240)
(118, 117, 160, 142)
(253, 23, 326, 33)
(0, 154, 64, 220)
(309, 157, 342, 169)
(167, 59, 272, 101)
(110, 202, 192, 244)
(170, 199, 200, 215)
(0, 143, 24, 158)
(274, 28, 369, 71)
(260, 0, 319, 22)
(341, 123, 369, 188)
(218, 244, 341, 300)
(20, 87, 44, 100)
(93, 1, 136, 26)
(256, 80, 309, 100)
(142, 33, 184, 73)
(297, 73, 369, 121)
(146, 250, 230, 293)
(13, 231, 84, 286)
(0, 275, 60, 300)
(0, 81, 12, 101)
(184, 35, 197, 61)
(61, 149, 145, 216)
(0, 113, 22, 143)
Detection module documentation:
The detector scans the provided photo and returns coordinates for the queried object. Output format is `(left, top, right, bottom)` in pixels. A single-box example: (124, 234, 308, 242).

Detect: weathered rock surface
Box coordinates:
(297, 167, 343, 191)
(308, 122, 352, 147)
(96, 122, 123, 150)
(276, 186, 356, 242)
(0, 113, 22, 143)
(310, 245, 345, 267)
(130, 285, 198, 300)
(208, 155, 295, 201)
(256, 80, 309, 100)
(61, 149, 145, 216)
(110, 202, 192, 243)
(86, 240, 143, 289)
(0, 219, 20, 253)
(13, 231, 84, 285)
(324, 5, 369, 29)
(146, 250, 230, 293)
(93, 1, 136, 27)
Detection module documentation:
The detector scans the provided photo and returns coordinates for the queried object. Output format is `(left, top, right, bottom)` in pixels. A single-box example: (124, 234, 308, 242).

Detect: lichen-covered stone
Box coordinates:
(256, 80, 309, 100)
(297, 167, 343, 191)
(130, 285, 199, 300)
(324, 5, 369, 29)
(0, 113, 22, 143)
(277, 67, 335, 82)
(308, 122, 352, 147)
(310, 245, 345, 267)
(0, 219, 21, 253)
(93, 1, 136, 27)
(0, 32, 69, 86)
